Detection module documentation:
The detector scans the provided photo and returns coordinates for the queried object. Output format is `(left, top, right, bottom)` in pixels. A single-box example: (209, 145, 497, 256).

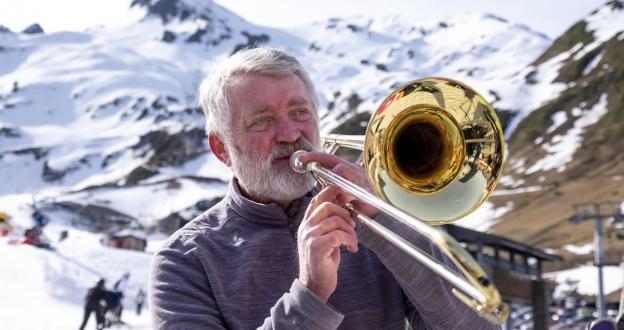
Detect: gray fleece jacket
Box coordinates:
(149, 181, 501, 330)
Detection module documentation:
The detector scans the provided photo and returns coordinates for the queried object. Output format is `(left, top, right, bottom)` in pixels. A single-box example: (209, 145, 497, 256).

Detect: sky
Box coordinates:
(0, 0, 607, 38)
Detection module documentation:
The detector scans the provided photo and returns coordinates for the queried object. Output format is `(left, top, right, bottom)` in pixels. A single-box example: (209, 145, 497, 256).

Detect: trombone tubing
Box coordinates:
(303, 160, 487, 305)
(322, 134, 365, 150)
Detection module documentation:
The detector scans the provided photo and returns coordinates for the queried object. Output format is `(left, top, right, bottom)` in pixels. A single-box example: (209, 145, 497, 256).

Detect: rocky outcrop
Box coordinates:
(231, 31, 270, 54)
(133, 126, 208, 168)
(131, 0, 192, 24)
(0, 126, 20, 138)
(162, 30, 176, 42)
(47, 201, 137, 232)
(22, 23, 44, 34)
(152, 197, 222, 234)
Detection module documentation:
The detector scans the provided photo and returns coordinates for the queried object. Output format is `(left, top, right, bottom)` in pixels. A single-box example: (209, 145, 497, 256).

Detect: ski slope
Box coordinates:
(0, 219, 159, 330)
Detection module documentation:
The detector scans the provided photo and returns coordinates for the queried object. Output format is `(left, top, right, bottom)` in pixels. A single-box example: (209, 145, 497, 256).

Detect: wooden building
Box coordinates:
(443, 224, 563, 330)
(102, 229, 147, 251)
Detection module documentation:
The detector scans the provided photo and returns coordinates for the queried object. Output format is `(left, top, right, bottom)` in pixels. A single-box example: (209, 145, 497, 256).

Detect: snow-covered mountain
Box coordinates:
(0, 0, 550, 232)
(488, 0, 624, 268)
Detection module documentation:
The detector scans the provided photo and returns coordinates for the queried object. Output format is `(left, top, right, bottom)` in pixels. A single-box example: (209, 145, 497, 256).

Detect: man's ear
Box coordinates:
(208, 132, 231, 166)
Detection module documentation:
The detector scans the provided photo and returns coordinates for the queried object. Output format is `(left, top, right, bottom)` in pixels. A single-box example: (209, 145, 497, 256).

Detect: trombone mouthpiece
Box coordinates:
(290, 150, 308, 174)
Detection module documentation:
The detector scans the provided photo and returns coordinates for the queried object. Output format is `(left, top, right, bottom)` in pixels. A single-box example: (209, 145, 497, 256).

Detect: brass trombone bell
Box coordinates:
(339, 77, 505, 223)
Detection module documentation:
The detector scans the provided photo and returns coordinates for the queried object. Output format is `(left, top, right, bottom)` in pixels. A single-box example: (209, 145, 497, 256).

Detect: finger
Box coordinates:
(308, 215, 357, 238)
(303, 216, 358, 253)
(307, 202, 352, 227)
(331, 162, 361, 181)
(303, 185, 344, 220)
(331, 190, 380, 222)
(326, 220, 359, 253)
(334, 189, 358, 205)
(331, 163, 374, 194)
(315, 230, 359, 253)
(298, 151, 351, 171)
(335, 192, 368, 210)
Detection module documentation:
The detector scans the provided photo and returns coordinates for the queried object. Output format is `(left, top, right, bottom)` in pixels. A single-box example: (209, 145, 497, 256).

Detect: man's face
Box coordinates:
(224, 73, 320, 204)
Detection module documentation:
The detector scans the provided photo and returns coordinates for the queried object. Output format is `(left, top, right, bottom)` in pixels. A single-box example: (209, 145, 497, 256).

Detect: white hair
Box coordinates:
(198, 47, 318, 141)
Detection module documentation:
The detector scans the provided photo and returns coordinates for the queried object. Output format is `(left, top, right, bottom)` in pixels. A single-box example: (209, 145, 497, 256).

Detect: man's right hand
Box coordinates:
(297, 185, 359, 303)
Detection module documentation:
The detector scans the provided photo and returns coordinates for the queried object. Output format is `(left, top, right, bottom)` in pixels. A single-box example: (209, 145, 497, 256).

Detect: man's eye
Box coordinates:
(249, 117, 273, 131)
(293, 109, 311, 121)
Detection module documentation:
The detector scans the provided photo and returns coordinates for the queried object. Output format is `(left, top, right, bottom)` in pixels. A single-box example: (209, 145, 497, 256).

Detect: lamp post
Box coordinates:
(617, 256, 624, 329)
(571, 202, 623, 319)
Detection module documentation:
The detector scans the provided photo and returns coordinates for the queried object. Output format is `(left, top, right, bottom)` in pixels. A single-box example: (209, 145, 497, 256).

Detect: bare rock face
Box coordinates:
(133, 127, 208, 168)
(22, 23, 44, 34)
(162, 30, 176, 42)
(154, 197, 222, 234)
(44, 201, 137, 232)
(231, 31, 270, 54)
(131, 0, 198, 24)
(0, 126, 20, 138)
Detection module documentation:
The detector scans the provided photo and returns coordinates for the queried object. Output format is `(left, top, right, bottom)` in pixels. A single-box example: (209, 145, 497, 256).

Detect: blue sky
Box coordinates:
(0, 0, 606, 38)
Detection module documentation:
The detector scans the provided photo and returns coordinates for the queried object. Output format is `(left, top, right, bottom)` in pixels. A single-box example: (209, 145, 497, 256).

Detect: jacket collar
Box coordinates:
(225, 179, 314, 226)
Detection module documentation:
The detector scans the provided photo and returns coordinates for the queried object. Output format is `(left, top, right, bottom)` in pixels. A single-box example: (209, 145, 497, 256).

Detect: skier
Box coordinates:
(113, 272, 130, 292)
(104, 272, 130, 325)
(135, 288, 145, 315)
(32, 210, 48, 227)
(103, 290, 123, 327)
(59, 229, 69, 242)
(79, 279, 107, 330)
(0, 212, 13, 236)
(113, 272, 130, 320)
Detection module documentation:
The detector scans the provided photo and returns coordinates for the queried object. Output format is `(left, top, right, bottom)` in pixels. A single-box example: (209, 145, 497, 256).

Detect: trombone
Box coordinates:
(290, 77, 508, 324)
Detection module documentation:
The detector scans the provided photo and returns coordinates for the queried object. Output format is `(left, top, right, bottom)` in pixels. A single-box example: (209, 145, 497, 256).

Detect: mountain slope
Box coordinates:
(489, 0, 624, 268)
(0, 0, 550, 234)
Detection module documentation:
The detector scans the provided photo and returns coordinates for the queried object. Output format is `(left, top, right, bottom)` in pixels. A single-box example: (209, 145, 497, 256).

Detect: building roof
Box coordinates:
(108, 229, 146, 240)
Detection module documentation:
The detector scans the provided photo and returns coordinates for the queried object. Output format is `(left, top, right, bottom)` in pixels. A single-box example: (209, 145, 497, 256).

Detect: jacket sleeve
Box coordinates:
(149, 237, 344, 330)
(357, 214, 502, 330)
(149, 238, 229, 329)
(258, 279, 345, 329)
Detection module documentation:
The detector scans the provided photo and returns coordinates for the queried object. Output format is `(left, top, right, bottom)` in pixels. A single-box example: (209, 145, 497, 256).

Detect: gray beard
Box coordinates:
(229, 137, 319, 204)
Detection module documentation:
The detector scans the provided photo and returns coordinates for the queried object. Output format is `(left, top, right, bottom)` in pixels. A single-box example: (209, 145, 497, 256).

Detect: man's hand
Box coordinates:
(296, 151, 381, 302)
(297, 185, 358, 303)
(297, 151, 379, 219)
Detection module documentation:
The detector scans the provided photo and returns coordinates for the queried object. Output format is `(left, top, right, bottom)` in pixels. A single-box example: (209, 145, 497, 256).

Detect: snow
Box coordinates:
(501, 48, 571, 136)
(456, 201, 513, 232)
(582, 50, 604, 76)
(499, 175, 526, 188)
(546, 111, 568, 135)
(525, 93, 608, 174)
(585, 4, 624, 46)
(546, 264, 624, 299)
(53, 179, 229, 225)
(290, 12, 551, 133)
(563, 243, 594, 255)
(0, 221, 152, 330)
(492, 186, 543, 196)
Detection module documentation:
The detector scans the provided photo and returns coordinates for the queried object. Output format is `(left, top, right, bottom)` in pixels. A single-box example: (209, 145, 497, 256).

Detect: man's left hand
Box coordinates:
(296, 151, 379, 219)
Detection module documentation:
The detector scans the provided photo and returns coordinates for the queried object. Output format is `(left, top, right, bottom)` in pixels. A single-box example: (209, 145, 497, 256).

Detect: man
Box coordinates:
(79, 279, 106, 330)
(135, 288, 146, 316)
(149, 47, 500, 329)
(0, 212, 13, 236)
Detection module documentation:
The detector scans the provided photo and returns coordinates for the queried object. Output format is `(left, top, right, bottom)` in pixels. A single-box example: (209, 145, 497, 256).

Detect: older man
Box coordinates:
(149, 47, 500, 329)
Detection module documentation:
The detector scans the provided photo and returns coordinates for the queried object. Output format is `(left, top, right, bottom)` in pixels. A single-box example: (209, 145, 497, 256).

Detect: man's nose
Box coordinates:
(275, 119, 301, 143)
